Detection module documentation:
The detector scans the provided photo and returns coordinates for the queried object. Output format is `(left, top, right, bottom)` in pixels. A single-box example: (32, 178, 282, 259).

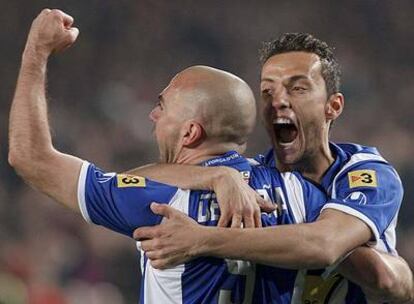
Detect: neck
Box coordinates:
(277, 141, 334, 183)
(175, 142, 244, 165)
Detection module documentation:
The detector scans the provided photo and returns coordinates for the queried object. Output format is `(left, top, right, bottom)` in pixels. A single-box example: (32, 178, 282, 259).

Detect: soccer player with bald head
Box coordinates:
(9, 9, 330, 303)
(130, 34, 414, 303)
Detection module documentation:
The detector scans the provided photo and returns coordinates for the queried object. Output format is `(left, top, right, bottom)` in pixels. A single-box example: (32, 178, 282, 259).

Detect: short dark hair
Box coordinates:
(259, 33, 341, 96)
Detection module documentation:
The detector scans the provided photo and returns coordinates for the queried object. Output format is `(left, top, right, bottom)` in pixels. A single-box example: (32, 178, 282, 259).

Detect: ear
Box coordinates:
(181, 120, 205, 148)
(325, 93, 344, 122)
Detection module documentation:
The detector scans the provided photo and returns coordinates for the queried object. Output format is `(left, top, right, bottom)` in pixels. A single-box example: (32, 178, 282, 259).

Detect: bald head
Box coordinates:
(168, 65, 256, 147)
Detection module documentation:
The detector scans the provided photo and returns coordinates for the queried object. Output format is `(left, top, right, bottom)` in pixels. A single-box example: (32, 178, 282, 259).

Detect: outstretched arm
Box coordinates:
(135, 204, 371, 269)
(8, 9, 82, 212)
(128, 163, 273, 228)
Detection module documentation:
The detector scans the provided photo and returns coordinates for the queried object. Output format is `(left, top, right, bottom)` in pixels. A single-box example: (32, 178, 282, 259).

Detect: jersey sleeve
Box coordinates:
(77, 161, 179, 237)
(321, 162, 403, 246)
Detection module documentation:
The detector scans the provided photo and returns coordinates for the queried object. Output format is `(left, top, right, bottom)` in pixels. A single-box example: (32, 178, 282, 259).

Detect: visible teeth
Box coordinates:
(273, 118, 293, 124)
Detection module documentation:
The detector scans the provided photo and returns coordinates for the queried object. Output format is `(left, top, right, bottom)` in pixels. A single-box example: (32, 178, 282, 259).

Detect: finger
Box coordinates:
(67, 27, 79, 43)
(230, 213, 242, 228)
(52, 9, 74, 28)
(257, 195, 276, 213)
(217, 212, 231, 227)
(145, 250, 165, 260)
(133, 226, 158, 240)
(243, 213, 255, 228)
(254, 209, 262, 228)
(150, 258, 170, 270)
(140, 239, 157, 252)
(40, 8, 52, 15)
(150, 202, 175, 219)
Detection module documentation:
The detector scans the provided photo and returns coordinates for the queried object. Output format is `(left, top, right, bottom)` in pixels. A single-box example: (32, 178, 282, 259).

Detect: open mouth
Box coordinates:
(273, 118, 298, 145)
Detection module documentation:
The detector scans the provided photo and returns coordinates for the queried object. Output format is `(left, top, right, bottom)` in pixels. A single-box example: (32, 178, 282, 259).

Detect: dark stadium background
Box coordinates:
(0, 1, 413, 303)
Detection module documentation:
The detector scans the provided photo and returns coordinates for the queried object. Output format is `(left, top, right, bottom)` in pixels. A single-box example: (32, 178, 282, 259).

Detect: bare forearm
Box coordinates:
(193, 210, 372, 269)
(128, 164, 228, 190)
(9, 48, 53, 171)
(339, 248, 414, 303)
(130, 163, 269, 228)
(197, 224, 337, 269)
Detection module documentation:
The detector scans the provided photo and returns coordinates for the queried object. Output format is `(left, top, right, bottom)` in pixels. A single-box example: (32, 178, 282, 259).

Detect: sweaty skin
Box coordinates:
(260, 52, 341, 181)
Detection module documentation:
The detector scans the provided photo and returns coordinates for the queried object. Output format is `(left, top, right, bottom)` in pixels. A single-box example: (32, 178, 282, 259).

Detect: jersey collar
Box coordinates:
(319, 142, 348, 191)
(258, 143, 348, 191)
(200, 151, 248, 170)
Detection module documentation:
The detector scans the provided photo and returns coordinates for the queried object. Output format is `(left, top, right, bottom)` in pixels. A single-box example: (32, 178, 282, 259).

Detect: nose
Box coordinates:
(271, 91, 290, 111)
(149, 107, 159, 122)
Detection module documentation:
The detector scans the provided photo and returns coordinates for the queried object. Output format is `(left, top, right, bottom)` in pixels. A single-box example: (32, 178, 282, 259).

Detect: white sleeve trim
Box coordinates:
(77, 161, 92, 224)
(247, 158, 260, 166)
(321, 203, 380, 244)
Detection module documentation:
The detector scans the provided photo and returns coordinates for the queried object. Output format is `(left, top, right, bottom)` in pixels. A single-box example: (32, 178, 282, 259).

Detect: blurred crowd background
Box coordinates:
(0, 0, 413, 303)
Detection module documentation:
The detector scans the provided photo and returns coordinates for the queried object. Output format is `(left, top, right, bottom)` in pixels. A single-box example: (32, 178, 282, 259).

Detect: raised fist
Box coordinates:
(25, 9, 79, 56)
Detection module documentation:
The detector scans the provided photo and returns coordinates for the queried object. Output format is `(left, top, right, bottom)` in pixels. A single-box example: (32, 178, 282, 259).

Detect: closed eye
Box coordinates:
(292, 86, 306, 91)
(261, 88, 273, 98)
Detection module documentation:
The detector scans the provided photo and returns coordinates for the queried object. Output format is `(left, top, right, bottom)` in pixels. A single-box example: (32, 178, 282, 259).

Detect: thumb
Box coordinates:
(257, 195, 276, 213)
(54, 27, 79, 54)
(67, 27, 79, 43)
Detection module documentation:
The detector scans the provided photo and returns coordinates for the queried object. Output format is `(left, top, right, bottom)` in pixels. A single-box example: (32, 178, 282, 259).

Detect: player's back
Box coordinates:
(141, 157, 287, 303)
(78, 151, 328, 304)
(78, 151, 288, 303)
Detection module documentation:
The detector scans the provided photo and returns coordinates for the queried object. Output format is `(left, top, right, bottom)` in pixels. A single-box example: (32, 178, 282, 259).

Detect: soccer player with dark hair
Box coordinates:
(131, 33, 414, 303)
(8, 10, 338, 303)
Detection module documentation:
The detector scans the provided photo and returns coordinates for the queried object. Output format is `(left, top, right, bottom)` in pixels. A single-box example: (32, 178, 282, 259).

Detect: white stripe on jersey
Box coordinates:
(142, 189, 190, 304)
(246, 158, 261, 166)
(281, 172, 306, 224)
(376, 210, 398, 255)
(144, 262, 184, 303)
(285, 172, 308, 304)
(77, 161, 92, 223)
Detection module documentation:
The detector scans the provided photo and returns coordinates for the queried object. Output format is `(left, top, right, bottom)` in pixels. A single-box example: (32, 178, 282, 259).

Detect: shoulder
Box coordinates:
(334, 142, 381, 156)
(83, 162, 179, 202)
(334, 148, 402, 190)
(330, 152, 403, 211)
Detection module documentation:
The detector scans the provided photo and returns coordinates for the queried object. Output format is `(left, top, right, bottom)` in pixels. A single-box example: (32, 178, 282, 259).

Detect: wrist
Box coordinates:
(193, 226, 217, 257)
(211, 166, 235, 191)
(22, 43, 50, 64)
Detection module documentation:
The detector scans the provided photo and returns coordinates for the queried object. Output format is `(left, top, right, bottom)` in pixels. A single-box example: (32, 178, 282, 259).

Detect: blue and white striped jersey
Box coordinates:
(255, 142, 404, 304)
(77, 151, 326, 304)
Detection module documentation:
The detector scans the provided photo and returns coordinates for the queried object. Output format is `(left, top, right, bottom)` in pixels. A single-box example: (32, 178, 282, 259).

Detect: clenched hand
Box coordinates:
(25, 9, 79, 58)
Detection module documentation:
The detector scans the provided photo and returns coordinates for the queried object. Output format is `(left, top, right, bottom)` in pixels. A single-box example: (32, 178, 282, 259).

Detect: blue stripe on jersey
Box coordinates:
(81, 151, 327, 304)
(139, 254, 148, 304)
(255, 142, 403, 303)
(380, 234, 392, 253)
